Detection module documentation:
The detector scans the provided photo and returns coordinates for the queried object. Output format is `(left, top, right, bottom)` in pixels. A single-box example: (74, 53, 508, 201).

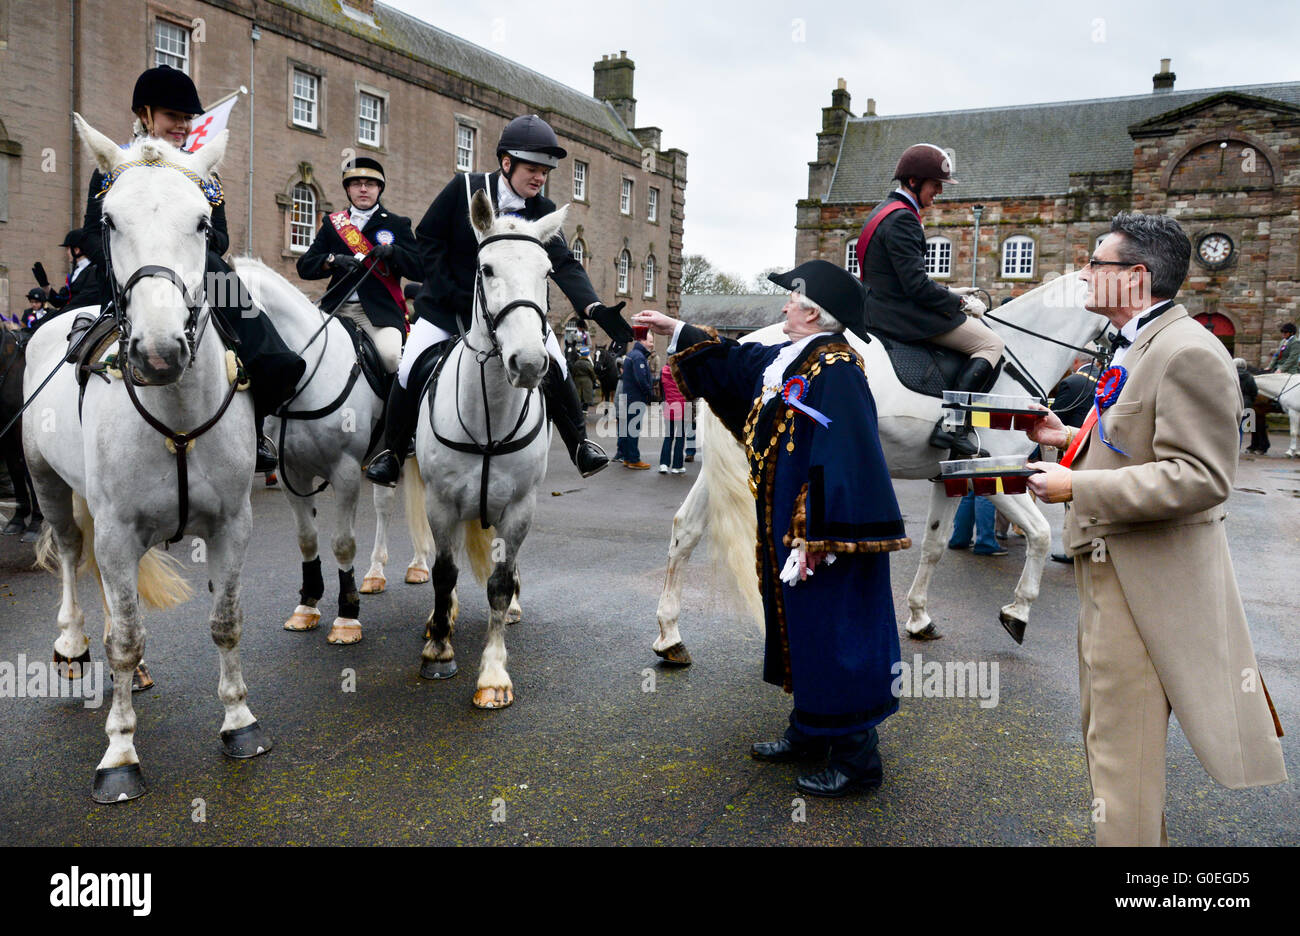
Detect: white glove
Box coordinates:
(961, 295, 988, 318)
(779, 543, 836, 587)
(949, 286, 980, 297)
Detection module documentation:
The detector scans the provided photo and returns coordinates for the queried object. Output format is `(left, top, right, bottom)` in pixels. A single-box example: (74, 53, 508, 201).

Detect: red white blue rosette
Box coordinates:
(1093, 365, 1128, 456)
(781, 375, 831, 428)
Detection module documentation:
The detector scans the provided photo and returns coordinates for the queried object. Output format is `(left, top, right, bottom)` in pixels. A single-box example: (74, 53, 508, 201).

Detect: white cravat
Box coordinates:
(1110, 300, 1172, 369)
(760, 333, 831, 403)
(496, 175, 526, 214)
(69, 257, 90, 283)
(345, 205, 379, 302)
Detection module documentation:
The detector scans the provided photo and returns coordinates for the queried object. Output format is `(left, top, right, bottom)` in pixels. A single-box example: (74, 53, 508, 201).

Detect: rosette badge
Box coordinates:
(781, 376, 831, 428)
(1094, 365, 1129, 456)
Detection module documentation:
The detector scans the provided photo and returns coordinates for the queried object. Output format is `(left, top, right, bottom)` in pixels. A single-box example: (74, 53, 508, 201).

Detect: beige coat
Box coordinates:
(1064, 304, 1286, 789)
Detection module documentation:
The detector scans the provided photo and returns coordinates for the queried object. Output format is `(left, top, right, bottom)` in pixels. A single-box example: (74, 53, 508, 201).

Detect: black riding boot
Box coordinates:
(543, 368, 608, 477)
(929, 358, 997, 458)
(365, 380, 420, 487)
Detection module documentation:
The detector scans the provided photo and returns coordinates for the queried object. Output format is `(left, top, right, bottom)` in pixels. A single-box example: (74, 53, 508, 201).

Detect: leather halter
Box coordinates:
(465, 232, 550, 362)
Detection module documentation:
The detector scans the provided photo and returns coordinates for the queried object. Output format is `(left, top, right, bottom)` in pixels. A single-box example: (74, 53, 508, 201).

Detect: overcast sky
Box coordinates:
(385, 0, 1298, 285)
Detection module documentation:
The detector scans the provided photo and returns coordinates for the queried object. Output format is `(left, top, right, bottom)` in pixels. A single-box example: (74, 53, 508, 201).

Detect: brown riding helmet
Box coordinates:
(893, 143, 959, 185)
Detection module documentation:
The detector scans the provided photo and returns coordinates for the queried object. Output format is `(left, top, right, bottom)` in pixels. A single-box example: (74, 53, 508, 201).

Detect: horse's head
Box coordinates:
(468, 189, 568, 389)
(74, 114, 227, 385)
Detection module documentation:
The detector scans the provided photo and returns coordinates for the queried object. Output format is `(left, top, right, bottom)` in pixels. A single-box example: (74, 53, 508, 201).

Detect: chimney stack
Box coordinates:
(1153, 58, 1176, 93)
(594, 52, 637, 128)
(866, 97, 877, 117)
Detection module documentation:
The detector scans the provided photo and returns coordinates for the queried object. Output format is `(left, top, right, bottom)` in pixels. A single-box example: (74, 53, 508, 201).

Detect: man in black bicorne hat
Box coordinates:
(635, 260, 910, 798)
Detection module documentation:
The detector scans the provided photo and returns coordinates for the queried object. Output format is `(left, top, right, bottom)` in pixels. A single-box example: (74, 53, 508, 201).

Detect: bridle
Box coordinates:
(463, 232, 551, 362)
(430, 229, 551, 529)
(100, 213, 212, 384)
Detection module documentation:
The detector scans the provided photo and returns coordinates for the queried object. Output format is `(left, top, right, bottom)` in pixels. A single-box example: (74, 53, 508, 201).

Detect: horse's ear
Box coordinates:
(532, 204, 569, 247)
(73, 113, 125, 175)
(470, 189, 495, 240)
(190, 129, 228, 178)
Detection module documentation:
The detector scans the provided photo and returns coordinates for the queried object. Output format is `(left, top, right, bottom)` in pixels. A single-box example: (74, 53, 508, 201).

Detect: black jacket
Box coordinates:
(413, 170, 598, 335)
(859, 192, 964, 342)
(296, 203, 420, 332)
(45, 262, 101, 314)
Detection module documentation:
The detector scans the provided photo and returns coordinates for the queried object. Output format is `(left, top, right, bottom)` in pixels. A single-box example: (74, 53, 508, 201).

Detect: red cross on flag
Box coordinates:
(185, 93, 239, 152)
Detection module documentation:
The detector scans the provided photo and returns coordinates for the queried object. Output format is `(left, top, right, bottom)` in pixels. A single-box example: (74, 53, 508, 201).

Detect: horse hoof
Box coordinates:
(473, 686, 514, 709)
(92, 764, 147, 804)
(420, 659, 458, 680)
(906, 623, 943, 641)
(359, 574, 386, 594)
(506, 608, 522, 625)
(405, 567, 429, 585)
(131, 663, 153, 692)
(998, 612, 1026, 645)
(284, 606, 321, 631)
(54, 649, 92, 681)
(327, 619, 363, 644)
(653, 642, 693, 666)
(221, 720, 273, 759)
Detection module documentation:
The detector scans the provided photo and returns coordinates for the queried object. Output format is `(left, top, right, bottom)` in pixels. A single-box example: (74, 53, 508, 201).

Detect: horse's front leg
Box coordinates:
(206, 508, 271, 759)
(325, 469, 363, 645)
(986, 491, 1050, 645)
(903, 482, 960, 639)
(652, 475, 707, 666)
(361, 480, 393, 593)
(475, 510, 532, 709)
(419, 517, 460, 680)
(282, 489, 323, 633)
(1288, 408, 1299, 458)
(90, 522, 147, 803)
(41, 485, 89, 677)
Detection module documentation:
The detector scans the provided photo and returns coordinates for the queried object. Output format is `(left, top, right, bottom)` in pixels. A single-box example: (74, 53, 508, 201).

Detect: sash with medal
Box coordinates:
(328, 211, 408, 327)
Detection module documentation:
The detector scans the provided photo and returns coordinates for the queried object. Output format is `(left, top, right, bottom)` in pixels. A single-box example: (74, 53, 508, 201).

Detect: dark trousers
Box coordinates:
(1250, 402, 1271, 451)
(619, 397, 645, 462)
(659, 417, 685, 469)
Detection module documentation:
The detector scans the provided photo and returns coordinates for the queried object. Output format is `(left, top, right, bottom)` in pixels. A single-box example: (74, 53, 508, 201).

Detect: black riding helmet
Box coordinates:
(342, 156, 386, 195)
(497, 115, 567, 171)
(131, 64, 204, 116)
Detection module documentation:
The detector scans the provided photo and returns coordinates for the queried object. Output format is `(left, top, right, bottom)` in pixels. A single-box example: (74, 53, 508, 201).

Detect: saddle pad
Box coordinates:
(868, 331, 965, 398)
(336, 317, 393, 401)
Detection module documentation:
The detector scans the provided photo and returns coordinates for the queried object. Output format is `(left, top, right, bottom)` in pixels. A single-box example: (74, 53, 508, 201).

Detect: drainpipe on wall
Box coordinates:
(971, 204, 983, 288)
(247, 23, 260, 253)
(69, 0, 80, 232)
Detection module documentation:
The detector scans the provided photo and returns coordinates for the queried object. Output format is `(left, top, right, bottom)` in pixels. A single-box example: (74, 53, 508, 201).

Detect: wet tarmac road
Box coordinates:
(1, 425, 1296, 846)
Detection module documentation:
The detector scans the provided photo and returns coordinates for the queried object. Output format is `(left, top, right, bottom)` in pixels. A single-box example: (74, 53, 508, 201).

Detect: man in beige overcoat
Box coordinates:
(1026, 212, 1286, 846)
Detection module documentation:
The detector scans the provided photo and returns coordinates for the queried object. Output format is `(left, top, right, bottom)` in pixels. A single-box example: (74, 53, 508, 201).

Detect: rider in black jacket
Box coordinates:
(79, 65, 305, 472)
(365, 115, 633, 486)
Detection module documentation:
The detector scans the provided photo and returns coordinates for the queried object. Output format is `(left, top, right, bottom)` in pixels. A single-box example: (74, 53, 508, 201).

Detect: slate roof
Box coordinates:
(826, 81, 1300, 203)
(679, 294, 786, 331)
(269, 1, 640, 146)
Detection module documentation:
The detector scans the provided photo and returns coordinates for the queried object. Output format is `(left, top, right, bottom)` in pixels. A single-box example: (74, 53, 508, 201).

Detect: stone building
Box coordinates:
(796, 64, 1300, 364)
(0, 0, 686, 334)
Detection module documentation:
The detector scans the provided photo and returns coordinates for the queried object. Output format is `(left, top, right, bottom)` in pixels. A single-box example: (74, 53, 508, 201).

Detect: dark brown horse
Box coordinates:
(0, 326, 42, 541)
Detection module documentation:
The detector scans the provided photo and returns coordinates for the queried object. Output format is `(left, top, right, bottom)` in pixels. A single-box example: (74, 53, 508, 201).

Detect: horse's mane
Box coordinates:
(232, 256, 323, 327)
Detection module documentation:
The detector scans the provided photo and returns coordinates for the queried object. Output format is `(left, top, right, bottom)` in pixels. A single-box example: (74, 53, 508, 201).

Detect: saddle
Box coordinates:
(868, 330, 1004, 398)
(336, 317, 394, 401)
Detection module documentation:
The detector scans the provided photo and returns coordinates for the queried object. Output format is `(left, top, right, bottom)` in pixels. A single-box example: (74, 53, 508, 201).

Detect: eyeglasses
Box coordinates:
(1084, 257, 1137, 269)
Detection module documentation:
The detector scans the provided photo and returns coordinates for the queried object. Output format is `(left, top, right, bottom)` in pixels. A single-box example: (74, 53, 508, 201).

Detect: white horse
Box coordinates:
(1253, 372, 1300, 457)
(232, 258, 430, 644)
(652, 272, 1109, 663)
(406, 190, 562, 709)
(24, 118, 270, 803)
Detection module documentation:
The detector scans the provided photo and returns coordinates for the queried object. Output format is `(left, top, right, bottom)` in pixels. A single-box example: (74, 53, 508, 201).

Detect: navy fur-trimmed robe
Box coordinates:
(671, 324, 910, 736)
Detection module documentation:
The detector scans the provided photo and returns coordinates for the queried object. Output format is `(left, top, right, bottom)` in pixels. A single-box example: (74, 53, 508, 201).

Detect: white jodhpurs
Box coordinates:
(397, 316, 568, 388)
(338, 301, 402, 373)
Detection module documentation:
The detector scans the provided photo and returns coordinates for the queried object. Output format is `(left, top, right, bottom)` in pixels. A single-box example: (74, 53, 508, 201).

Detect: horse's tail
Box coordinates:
(403, 457, 435, 558)
(34, 494, 192, 611)
(698, 404, 764, 628)
(462, 521, 494, 585)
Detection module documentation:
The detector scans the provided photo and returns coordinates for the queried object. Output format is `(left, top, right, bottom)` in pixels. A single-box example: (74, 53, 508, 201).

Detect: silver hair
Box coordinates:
(792, 294, 844, 333)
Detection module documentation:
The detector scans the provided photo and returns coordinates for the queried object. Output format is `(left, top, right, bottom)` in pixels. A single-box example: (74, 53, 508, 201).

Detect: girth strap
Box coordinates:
(274, 361, 363, 498)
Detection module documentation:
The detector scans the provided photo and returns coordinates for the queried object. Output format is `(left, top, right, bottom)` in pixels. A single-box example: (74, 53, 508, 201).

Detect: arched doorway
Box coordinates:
(1194, 312, 1235, 354)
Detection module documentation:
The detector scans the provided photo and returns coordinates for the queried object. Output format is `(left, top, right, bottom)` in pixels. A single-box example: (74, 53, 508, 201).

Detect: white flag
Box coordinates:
(186, 94, 238, 152)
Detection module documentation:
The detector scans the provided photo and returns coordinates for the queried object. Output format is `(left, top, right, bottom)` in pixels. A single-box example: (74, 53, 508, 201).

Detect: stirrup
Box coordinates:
(575, 439, 609, 478)
(365, 449, 402, 486)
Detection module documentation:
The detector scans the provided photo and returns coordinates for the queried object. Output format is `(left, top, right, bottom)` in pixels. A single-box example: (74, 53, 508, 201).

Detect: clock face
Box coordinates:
(1197, 233, 1234, 268)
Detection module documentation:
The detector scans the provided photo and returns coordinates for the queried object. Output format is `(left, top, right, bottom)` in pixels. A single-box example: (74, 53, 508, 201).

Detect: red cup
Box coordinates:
(943, 478, 969, 498)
